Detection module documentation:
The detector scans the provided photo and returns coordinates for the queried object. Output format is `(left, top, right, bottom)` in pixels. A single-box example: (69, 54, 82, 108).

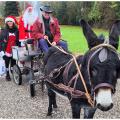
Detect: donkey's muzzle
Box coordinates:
(97, 103, 113, 111)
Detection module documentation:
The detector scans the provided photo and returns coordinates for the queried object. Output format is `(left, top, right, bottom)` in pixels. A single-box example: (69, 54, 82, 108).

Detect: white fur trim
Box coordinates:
(19, 39, 26, 42)
(5, 52, 12, 57)
(9, 33, 15, 36)
(5, 17, 15, 23)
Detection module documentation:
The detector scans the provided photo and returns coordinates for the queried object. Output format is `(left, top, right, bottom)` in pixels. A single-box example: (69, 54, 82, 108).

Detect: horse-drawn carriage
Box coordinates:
(9, 19, 120, 118)
(11, 38, 45, 97)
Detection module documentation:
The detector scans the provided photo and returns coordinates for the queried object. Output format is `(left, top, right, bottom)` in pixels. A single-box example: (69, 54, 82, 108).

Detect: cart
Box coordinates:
(12, 39, 45, 97)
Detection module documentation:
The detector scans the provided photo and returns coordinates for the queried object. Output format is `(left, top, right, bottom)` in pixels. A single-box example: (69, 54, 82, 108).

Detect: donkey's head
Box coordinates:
(80, 19, 120, 111)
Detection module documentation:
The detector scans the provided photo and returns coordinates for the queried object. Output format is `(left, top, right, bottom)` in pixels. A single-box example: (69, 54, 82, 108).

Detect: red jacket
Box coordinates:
(32, 17, 61, 43)
(5, 33, 16, 56)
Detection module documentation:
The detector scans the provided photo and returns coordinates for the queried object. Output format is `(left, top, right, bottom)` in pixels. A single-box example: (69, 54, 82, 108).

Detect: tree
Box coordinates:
(88, 2, 101, 22)
(0, 2, 5, 17)
(99, 2, 116, 29)
(45, 1, 68, 24)
(110, 1, 120, 19)
(29, 1, 120, 28)
(4, 1, 20, 17)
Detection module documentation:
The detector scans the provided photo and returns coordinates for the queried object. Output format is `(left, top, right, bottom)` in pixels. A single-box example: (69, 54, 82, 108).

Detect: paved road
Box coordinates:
(0, 75, 120, 119)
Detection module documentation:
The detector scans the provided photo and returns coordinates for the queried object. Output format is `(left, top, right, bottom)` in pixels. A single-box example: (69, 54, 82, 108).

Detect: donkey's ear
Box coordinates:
(109, 20, 120, 49)
(80, 19, 98, 49)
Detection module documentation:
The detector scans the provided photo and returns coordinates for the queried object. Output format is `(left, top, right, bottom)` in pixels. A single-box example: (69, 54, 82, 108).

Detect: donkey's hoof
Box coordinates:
(47, 112, 52, 116)
(53, 104, 57, 108)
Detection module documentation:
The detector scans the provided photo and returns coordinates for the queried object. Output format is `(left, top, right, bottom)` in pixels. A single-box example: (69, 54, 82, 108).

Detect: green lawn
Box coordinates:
(60, 25, 117, 54)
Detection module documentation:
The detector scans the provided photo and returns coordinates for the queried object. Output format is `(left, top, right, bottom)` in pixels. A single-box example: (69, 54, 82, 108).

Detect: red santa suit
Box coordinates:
(19, 6, 38, 44)
(19, 16, 33, 41)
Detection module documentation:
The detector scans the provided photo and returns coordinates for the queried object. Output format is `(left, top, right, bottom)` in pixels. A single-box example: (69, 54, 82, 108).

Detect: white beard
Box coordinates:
(23, 11, 38, 28)
(27, 14, 35, 26)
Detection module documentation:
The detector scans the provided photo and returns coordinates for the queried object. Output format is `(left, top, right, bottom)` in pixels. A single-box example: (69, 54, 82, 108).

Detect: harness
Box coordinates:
(44, 39, 118, 107)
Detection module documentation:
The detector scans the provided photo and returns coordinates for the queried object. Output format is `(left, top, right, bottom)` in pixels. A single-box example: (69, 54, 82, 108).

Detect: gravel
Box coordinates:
(0, 75, 120, 119)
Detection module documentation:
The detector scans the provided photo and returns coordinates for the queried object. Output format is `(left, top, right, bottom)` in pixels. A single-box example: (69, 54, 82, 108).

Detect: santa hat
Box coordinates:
(25, 3, 33, 12)
(5, 16, 18, 25)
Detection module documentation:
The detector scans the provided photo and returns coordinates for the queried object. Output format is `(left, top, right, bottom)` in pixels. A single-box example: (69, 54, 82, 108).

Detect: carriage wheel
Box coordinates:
(13, 65, 22, 85)
(28, 69, 35, 97)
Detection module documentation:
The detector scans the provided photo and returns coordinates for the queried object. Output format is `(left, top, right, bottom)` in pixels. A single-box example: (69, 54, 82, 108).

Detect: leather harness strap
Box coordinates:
(63, 60, 73, 85)
(90, 43, 116, 52)
(94, 83, 114, 92)
(46, 79, 87, 99)
(68, 73, 79, 87)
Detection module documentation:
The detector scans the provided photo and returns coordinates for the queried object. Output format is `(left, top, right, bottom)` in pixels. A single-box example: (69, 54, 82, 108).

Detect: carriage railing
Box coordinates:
(12, 38, 43, 73)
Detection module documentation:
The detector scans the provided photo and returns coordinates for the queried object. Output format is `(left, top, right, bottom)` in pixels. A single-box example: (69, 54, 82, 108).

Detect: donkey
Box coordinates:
(43, 19, 120, 118)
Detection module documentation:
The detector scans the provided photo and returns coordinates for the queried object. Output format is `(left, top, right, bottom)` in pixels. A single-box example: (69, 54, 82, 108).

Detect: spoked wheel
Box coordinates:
(28, 69, 35, 97)
(13, 65, 22, 85)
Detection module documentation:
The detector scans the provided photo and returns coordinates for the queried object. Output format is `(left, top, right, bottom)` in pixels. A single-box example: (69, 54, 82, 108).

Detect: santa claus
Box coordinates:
(19, 5, 38, 46)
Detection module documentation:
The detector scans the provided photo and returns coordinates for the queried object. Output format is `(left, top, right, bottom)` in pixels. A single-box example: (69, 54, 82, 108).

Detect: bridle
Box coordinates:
(87, 44, 118, 94)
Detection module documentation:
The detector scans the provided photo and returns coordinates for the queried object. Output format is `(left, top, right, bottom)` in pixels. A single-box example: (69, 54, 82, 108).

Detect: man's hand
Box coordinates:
(51, 42, 56, 46)
(44, 35, 48, 40)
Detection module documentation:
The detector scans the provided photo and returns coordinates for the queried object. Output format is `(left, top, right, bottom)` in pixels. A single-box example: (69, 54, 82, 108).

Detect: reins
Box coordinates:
(46, 39, 94, 107)
(90, 43, 116, 52)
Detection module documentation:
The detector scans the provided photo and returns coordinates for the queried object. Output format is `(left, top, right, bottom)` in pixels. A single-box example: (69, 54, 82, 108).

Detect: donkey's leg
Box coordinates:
(52, 92, 57, 108)
(47, 88, 53, 116)
(83, 107, 97, 119)
(70, 102, 81, 118)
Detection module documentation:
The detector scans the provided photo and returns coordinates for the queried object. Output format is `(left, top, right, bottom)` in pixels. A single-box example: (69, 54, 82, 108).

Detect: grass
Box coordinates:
(60, 25, 112, 54)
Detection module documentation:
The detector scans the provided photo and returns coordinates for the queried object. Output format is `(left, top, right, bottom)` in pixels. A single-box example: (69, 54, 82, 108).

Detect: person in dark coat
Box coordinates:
(0, 16, 19, 81)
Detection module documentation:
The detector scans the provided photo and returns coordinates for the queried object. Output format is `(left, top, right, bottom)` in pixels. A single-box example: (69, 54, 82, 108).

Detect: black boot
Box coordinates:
(6, 72, 11, 81)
